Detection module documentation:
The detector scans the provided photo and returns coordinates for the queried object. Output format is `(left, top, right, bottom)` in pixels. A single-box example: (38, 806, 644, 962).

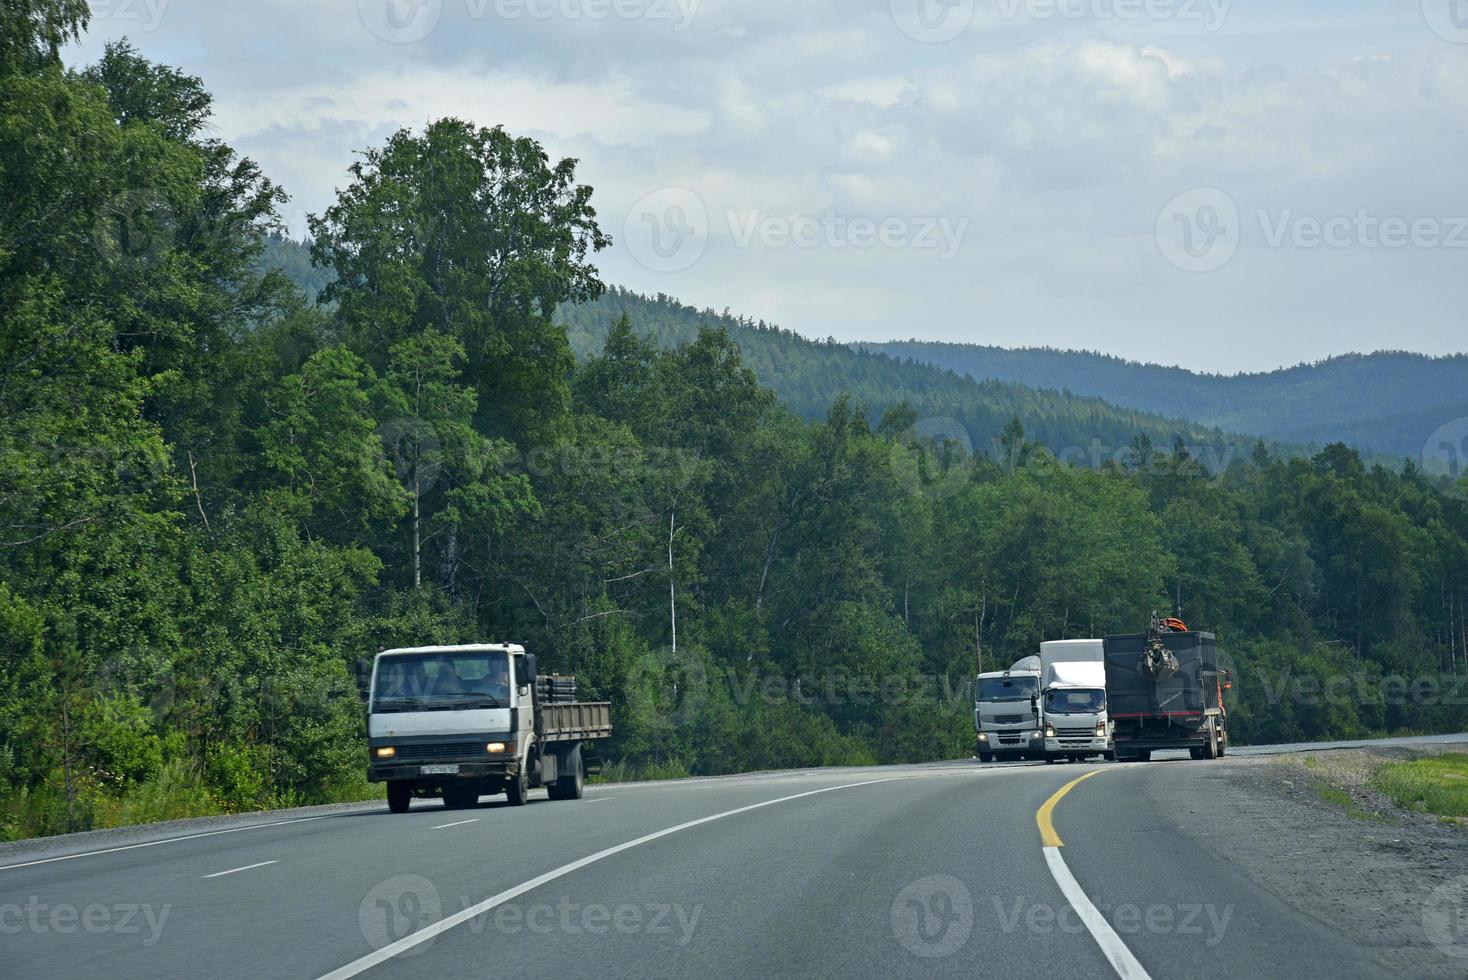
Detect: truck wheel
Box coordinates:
(1135, 750, 1152, 763)
(548, 747, 585, 801)
(978, 752, 994, 764)
(506, 766, 530, 807)
(387, 783, 412, 814)
(1202, 719, 1219, 760)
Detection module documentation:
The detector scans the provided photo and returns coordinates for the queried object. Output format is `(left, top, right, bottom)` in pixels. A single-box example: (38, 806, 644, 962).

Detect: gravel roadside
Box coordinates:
(1143, 748, 1468, 978)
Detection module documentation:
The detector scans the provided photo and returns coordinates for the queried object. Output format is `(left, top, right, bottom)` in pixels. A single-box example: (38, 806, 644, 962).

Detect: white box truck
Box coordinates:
(366, 644, 611, 812)
(975, 655, 1043, 762)
(1038, 640, 1114, 763)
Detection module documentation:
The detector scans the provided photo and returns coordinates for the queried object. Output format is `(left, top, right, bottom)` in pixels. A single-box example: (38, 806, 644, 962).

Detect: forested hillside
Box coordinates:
(561, 290, 1254, 466)
(866, 341, 1468, 457)
(2, 5, 1467, 841)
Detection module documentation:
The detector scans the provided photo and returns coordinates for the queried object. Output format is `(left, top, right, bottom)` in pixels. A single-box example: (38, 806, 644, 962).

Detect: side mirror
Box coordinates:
(355, 659, 372, 702)
(519, 654, 537, 687)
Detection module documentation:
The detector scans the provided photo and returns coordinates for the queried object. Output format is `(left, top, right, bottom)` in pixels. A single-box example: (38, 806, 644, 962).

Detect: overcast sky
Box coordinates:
(74, 0, 1468, 373)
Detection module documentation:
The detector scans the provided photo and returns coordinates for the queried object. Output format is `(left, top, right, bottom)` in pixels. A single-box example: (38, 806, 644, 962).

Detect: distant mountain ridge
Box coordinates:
(861, 342, 1468, 458)
(561, 289, 1257, 464)
(259, 238, 1422, 461)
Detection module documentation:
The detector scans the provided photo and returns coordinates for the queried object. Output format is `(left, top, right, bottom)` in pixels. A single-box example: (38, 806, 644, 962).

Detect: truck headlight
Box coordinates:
(977, 732, 988, 742)
(374, 747, 396, 760)
(1095, 722, 1107, 737)
(486, 742, 511, 754)
(1045, 724, 1055, 738)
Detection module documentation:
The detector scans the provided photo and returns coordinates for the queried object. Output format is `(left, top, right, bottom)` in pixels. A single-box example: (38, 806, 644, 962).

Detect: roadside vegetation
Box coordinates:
(1373, 753, 1468, 820)
(2, 2, 1467, 840)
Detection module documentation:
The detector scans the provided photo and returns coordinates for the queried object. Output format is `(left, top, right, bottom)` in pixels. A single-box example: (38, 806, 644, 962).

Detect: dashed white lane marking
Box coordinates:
(202, 860, 279, 879)
(1043, 846, 1152, 980)
(0, 817, 325, 873)
(430, 819, 480, 830)
(315, 777, 906, 980)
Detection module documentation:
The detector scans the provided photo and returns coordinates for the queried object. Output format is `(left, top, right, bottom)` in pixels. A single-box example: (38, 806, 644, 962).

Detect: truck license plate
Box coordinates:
(420, 765, 460, 775)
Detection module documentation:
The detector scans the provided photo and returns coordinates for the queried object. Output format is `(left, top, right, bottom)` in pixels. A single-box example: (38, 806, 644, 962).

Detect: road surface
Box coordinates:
(3, 734, 1465, 979)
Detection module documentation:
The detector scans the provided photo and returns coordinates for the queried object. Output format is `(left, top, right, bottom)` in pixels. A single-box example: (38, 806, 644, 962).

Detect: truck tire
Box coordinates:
(1135, 750, 1152, 763)
(506, 765, 530, 807)
(1202, 719, 1219, 760)
(387, 783, 412, 814)
(547, 747, 585, 801)
(978, 752, 994, 764)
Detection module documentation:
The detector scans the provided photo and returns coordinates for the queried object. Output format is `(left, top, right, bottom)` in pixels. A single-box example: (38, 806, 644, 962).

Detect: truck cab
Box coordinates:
(1038, 640, 1115, 763)
(367, 644, 610, 813)
(974, 656, 1043, 762)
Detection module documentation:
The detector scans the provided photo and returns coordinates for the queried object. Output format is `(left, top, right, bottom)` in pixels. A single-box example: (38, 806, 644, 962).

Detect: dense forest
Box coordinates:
(2, 4, 1467, 841)
(867, 341, 1468, 458)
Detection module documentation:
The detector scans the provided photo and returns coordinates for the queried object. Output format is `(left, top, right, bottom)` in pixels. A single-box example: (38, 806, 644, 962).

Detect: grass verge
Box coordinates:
(1372, 753, 1468, 820)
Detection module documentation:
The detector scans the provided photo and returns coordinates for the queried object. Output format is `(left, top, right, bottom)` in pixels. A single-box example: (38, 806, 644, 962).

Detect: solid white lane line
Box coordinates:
(315, 776, 906, 980)
(0, 817, 326, 873)
(1043, 847, 1152, 980)
(430, 819, 480, 830)
(582, 797, 613, 803)
(202, 860, 279, 879)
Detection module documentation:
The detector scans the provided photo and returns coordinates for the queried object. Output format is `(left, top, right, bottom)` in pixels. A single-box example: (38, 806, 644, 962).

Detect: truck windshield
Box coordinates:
(373, 652, 510, 707)
(977, 677, 1037, 702)
(1044, 689, 1106, 714)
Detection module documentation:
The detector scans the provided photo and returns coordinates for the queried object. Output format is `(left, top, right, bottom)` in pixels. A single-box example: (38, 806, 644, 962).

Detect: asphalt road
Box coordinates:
(3, 734, 1465, 980)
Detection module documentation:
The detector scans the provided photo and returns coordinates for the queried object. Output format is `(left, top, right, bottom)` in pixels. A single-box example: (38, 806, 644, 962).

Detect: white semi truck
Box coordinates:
(974, 655, 1043, 762)
(1037, 639, 1115, 763)
(366, 644, 611, 813)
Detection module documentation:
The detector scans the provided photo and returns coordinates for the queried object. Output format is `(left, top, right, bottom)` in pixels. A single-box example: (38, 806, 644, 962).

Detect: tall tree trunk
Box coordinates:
(412, 469, 421, 590)
(668, 511, 678, 655)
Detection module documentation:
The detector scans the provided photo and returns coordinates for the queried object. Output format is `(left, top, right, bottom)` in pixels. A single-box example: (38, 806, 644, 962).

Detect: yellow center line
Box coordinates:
(1036, 770, 1106, 847)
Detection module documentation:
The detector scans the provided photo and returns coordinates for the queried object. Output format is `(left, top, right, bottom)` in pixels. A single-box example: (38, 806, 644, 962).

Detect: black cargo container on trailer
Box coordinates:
(1103, 631, 1229, 762)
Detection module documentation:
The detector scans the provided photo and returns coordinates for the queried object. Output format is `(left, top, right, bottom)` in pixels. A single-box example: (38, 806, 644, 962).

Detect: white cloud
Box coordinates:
(72, 0, 1468, 371)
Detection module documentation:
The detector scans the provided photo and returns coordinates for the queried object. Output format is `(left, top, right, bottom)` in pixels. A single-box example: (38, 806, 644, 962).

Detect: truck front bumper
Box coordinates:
(369, 761, 515, 783)
(977, 730, 1043, 757)
(1045, 738, 1111, 754)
